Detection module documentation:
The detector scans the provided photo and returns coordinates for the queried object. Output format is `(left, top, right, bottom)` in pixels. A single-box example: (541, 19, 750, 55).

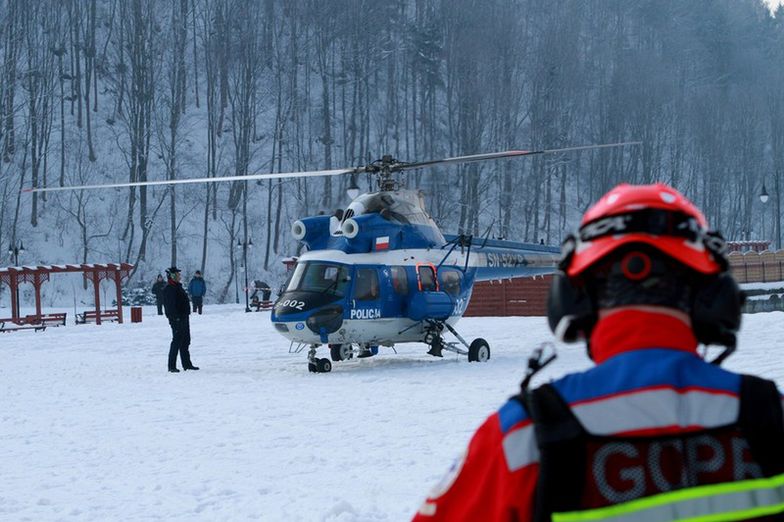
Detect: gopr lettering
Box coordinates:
(586, 432, 763, 508)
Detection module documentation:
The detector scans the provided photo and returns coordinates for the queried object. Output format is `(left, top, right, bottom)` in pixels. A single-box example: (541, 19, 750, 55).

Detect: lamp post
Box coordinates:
(8, 240, 24, 312)
(233, 243, 240, 304)
(761, 183, 769, 248)
(236, 237, 253, 312)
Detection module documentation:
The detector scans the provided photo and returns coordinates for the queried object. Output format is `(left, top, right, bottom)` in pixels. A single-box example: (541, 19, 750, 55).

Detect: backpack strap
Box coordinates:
(739, 374, 784, 476)
(521, 384, 588, 522)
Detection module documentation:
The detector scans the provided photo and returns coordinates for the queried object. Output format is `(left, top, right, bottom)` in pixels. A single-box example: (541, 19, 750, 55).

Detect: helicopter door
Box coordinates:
(350, 267, 383, 321)
(407, 263, 454, 321)
(416, 263, 439, 292)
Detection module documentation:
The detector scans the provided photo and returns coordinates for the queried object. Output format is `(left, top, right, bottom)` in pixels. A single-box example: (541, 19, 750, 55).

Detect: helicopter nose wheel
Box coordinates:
(468, 338, 491, 363)
(308, 358, 332, 373)
(307, 345, 333, 373)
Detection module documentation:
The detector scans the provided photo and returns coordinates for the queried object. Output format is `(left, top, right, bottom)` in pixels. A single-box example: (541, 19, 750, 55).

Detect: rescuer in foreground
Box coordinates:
(414, 183, 784, 521)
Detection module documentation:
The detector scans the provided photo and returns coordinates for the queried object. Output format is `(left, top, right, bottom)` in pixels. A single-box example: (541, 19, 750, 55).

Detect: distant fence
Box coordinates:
(727, 250, 784, 313)
(728, 250, 784, 284)
(463, 250, 784, 317)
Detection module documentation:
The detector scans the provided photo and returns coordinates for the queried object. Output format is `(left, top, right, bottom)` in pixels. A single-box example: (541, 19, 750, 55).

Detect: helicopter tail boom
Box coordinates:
(450, 235, 560, 282)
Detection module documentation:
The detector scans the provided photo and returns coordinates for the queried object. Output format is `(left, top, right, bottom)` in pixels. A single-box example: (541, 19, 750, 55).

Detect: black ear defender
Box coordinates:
(546, 233, 598, 345)
(690, 230, 746, 363)
(547, 271, 597, 344)
(691, 272, 745, 352)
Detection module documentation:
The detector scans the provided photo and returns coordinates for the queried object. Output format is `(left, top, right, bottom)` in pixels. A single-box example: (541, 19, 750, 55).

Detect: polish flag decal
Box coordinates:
(375, 236, 390, 250)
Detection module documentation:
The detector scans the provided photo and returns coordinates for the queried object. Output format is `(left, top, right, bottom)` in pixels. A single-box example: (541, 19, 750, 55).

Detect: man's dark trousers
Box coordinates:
(168, 317, 194, 370)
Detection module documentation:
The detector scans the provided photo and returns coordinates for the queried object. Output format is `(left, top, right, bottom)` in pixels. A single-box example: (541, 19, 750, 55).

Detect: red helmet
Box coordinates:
(564, 183, 723, 277)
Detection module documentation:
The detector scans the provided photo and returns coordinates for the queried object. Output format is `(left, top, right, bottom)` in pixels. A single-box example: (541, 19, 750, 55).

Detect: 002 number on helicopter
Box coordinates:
(281, 299, 306, 310)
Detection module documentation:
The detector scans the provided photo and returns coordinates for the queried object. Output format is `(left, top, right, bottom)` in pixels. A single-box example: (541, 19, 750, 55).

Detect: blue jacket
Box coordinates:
(188, 276, 206, 297)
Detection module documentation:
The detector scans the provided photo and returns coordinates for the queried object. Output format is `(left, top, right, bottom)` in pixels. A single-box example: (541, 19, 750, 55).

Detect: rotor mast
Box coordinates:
(363, 154, 408, 192)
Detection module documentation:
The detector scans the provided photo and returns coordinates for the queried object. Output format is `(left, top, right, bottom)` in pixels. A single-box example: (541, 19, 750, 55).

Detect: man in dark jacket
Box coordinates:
(163, 266, 199, 373)
(151, 274, 166, 315)
(188, 270, 207, 314)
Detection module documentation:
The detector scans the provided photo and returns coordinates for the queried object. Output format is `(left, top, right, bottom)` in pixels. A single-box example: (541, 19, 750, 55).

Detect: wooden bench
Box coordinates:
(22, 313, 67, 327)
(250, 299, 273, 312)
(0, 319, 46, 333)
(42, 313, 67, 327)
(76, 309, 120, 324)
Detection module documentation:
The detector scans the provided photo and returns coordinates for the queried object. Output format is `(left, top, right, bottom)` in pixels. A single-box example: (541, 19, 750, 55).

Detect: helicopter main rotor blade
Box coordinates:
(397, 141, 642, 171)
(23, 141, 640, 193)
(23, 167, 358, 193)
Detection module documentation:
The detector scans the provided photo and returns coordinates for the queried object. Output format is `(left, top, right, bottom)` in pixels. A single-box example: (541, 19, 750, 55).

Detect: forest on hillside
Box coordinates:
(1, 0, 783, 301)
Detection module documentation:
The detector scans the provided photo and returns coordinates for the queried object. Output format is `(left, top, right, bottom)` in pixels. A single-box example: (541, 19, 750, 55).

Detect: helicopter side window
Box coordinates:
(391, 266, 408, 295)
(417, 265, 438, 292)
(439, 270, 462, 297)
(354, 269, 380, 301)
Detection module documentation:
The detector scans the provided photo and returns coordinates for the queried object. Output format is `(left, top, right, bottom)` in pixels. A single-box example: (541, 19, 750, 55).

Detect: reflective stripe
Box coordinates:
(502, 424, 538, 471)
(500, 389, 741, 472)
(573, 389, 738, 435)
(553, 473, 784, 522)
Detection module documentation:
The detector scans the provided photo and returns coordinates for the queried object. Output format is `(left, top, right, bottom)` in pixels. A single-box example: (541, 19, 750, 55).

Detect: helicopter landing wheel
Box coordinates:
(316, 358, 332, 373)
(468, 338, 490, 363)
(330, 344, 353, 361)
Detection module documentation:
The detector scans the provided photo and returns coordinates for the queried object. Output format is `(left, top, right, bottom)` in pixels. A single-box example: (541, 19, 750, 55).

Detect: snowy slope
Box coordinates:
(1, 308, 783, 521)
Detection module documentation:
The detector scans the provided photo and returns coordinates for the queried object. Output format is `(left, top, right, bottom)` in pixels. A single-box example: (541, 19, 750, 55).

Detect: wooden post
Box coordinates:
(33, 272, 43, 318)
(9, 271, 19, 323)
(114, 268, 124, 324)
(93, 272, 102, 325)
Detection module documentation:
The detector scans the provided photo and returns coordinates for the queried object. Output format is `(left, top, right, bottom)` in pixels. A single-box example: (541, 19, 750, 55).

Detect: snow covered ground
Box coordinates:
(2, 306, 783, 521)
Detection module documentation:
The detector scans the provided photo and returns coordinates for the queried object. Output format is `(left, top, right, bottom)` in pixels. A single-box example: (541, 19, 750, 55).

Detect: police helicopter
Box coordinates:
(26, 142, 639, 372)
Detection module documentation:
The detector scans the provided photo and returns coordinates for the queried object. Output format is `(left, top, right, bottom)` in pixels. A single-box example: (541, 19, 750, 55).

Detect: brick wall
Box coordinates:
(465, 275, 553, 317)
(463, 249, 784, 317)
(728, 250, 784, 283)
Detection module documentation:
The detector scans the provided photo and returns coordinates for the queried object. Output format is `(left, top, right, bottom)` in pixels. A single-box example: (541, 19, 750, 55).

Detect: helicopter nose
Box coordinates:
(305, 304, 344, 335)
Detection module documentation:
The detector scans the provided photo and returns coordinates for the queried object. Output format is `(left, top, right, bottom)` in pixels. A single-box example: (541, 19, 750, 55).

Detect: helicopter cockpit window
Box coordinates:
(391, 266, 408, 295)
(354, 269, 380, 301)
(439, 270, 462, 297)
(285, 262, 350, 296)
(285, 263, 307, 293)
(417, 265, 437, 292)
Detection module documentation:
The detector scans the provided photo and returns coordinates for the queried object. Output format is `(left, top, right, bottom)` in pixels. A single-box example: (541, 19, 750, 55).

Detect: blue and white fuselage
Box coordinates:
(271, 189, 558, 347)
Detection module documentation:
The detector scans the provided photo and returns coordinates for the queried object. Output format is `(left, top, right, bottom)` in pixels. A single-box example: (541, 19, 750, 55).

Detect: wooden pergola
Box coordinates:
(0, 263, 134, 325)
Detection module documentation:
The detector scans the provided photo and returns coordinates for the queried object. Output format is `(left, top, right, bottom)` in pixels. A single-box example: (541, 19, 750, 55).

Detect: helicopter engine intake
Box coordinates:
(341, 218, 359, 238)
(291, 215, 331, 250)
